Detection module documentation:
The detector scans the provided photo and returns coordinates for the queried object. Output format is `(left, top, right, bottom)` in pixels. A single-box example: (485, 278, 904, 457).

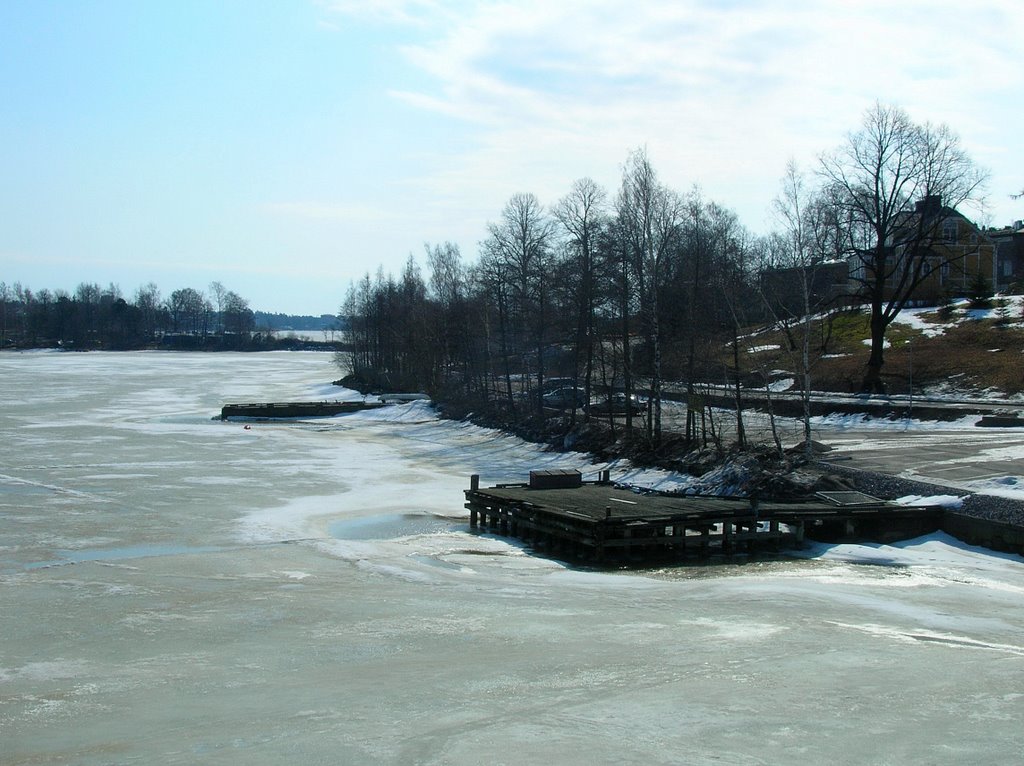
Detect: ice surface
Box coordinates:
(2, 351, 1024, 764)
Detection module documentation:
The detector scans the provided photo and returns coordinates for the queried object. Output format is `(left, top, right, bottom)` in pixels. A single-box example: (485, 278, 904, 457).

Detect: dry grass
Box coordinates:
(729, 308, 1024, 397)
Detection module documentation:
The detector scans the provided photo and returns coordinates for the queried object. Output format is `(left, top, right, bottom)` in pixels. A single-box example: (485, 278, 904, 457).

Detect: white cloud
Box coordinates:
(324, 0, 1023, 238)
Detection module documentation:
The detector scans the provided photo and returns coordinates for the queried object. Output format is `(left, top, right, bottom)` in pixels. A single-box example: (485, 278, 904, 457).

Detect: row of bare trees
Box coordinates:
(0, 280, 254, 349)
(341, 103, 988, 451)
(343, 148, 765, 447)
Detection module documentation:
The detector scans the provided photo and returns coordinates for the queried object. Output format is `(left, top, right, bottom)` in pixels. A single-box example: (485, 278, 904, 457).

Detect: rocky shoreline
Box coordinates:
(315, 373, 1024, 550)
(819, 460, 1024, 528)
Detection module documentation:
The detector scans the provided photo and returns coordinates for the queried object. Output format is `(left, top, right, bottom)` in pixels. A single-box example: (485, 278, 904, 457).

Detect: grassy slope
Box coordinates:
(732, 298, 1024, 399)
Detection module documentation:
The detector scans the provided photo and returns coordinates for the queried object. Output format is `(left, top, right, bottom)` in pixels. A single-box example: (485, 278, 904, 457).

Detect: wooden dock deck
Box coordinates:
(465, 471, 944, 564)
(220, 401, 385, 419)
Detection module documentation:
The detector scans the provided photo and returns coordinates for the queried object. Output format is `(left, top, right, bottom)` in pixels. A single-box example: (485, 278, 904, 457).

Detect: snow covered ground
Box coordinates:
(890, 295, 1024, 337)
(2, 351, 1023, 764)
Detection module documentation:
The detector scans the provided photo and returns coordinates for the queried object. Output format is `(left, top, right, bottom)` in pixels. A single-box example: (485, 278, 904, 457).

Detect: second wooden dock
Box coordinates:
(220, 401, 385, 419)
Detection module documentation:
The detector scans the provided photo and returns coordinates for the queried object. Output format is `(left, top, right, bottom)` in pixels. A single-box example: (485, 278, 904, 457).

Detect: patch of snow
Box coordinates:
(890, 307, 947, 337)
(747, 344, 780, 354)
(811, 412, 981, 430)
(354, 400, 440, 424)
(767, 378, 795, 393)
(611, 464, 700, 494)
(958, 476, 1024, 501)
(894, 494, 966, 510)
(795, 531, 1024, 571)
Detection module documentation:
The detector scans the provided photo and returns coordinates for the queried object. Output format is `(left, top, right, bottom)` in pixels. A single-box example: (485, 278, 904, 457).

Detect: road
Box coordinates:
(649, 397, 1024, 492)
(815, 425, 1024, 491)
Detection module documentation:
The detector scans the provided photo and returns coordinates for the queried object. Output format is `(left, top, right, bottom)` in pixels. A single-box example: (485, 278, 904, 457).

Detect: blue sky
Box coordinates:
(2, 0, 1021, 315)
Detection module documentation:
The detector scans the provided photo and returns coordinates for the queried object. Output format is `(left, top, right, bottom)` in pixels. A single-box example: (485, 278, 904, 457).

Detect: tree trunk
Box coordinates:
(802, 314, 813, 457)
(861, 306, 888, 393)
(650, 293, 662, 446)
(731, 326, 745, 448)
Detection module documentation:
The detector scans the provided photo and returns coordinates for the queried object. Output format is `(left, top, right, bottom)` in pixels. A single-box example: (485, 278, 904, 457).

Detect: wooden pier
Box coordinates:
(465, 470, 944, 565)
(220, 401, 385, 419)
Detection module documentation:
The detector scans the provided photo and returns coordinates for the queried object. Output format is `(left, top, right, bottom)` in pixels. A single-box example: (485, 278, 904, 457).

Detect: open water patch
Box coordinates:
(328, 513, 463, 541)
(22, 543, 228, 570)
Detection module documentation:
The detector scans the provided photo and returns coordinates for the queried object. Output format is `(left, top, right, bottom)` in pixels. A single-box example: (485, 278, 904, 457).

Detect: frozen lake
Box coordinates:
(2, 351, 1024, 764)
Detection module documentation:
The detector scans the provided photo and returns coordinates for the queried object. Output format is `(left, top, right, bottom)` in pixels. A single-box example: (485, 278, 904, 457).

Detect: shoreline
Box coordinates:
(430, 396, 1024, 556)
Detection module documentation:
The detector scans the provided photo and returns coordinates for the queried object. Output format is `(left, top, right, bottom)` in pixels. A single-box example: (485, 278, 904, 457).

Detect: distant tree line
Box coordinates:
(254, 312, 347, 332)
(340, 104, 987, 449)
(0, 280, 273, 350)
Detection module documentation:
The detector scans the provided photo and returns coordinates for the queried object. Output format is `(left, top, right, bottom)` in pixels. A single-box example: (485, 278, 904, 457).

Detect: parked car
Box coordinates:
(521, 378, 577, 399)
(541, 386, 587, 410)
(587, 392, 645, 416)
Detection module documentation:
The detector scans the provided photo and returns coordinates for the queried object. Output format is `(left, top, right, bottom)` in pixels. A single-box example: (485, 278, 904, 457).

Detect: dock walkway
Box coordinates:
(465, 471, 943, 564)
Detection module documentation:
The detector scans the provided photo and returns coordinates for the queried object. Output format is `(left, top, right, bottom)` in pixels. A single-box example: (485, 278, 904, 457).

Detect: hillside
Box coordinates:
(732, 296, 1024, 400)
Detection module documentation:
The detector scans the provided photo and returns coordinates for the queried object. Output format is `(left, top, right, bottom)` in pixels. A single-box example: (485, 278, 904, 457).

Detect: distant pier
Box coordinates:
(465, 470, 944, 565)
(220, 401, 385, 419)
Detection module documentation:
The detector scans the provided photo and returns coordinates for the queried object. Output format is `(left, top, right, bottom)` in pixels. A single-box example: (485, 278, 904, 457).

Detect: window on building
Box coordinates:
(942, 220, 958, 243)
(940, 261, 950, 285)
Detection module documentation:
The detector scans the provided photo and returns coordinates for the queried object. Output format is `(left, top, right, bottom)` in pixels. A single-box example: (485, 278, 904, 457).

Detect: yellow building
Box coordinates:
(848, 196, 997, 305)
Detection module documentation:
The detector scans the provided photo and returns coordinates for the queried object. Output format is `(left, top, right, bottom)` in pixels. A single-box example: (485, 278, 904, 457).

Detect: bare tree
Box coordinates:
(617, 149, 682, 444)
(133, 282, 163, 340)
(426, 241, 467, 392)
(209, 281, 227, 333)
(167, 287, 210, 336)
(819, 103, 988, 392)
(222, 290, 254, 335)
(475, 240, 517, 411)
(767, 160, 825, 455)
(485, 193, 556, 415)
(553, 177, 608, 418)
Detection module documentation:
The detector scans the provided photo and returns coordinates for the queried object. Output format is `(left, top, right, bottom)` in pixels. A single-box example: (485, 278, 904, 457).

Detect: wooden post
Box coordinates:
(470, 474, 480, 491)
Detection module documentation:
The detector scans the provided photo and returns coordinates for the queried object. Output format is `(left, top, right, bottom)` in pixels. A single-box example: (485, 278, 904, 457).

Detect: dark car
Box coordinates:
(541, 386, 587, 410)
(587, 392, 645, 415)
